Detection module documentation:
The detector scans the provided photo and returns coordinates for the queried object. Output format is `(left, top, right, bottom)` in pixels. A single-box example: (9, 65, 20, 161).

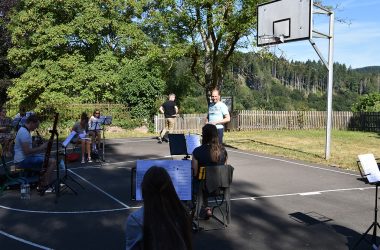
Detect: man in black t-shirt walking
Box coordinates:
(158, 93, 178, 143)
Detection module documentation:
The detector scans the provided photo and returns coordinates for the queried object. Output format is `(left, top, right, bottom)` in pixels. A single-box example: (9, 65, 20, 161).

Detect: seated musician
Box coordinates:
(191, 124, 228, 218)
(0, 107, 14, 157)
(88, 109, 102, 153)
(13, 107, 34, 130)
(72, 112, 92, 163)
(13, 115, 56, 189)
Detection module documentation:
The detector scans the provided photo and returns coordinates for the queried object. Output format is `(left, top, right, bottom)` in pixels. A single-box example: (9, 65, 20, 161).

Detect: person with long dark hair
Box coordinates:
(192, 124, 228, 218)
(126, 166, 192, 250)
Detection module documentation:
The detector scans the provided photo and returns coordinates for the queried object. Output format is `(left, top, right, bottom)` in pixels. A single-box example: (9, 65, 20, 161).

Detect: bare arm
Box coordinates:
(175, 106, 179, 116)
(21, 141, 48, 156)
(192, 157, 199, 177)
(159, 106, 164, 114)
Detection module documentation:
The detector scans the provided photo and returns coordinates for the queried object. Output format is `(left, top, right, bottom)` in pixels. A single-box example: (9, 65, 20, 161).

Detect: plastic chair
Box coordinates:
(193, 164, 234, 230)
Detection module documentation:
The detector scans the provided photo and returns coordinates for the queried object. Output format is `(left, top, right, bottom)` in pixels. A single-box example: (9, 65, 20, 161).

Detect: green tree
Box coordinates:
(143, 0, 266, 100)
(352, 93, 380, 112)
(6, 0, 164, 117)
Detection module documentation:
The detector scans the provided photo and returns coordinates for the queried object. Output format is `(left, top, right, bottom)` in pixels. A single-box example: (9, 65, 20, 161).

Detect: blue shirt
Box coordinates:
(208, 101, 229, 129)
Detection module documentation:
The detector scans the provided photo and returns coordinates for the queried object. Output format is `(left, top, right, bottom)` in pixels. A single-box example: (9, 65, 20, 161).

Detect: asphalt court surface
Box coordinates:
(0, 137, 378, 249)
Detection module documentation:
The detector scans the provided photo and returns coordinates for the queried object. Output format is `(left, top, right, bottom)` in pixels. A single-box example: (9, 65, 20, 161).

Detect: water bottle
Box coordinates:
(20, 183, 31, 200)
(59, 159, 66, 170)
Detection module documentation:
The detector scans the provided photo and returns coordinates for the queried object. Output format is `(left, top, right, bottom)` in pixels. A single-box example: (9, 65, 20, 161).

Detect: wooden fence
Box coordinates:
(154, 111, 358, 133)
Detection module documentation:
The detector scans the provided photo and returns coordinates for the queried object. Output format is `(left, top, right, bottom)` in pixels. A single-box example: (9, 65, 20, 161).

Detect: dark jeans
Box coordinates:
(217, 128, 224, 144)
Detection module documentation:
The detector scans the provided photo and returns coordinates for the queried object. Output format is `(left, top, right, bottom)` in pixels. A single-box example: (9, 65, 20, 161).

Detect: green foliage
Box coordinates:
(6, 0, 165, 117)
(180, 96, 208, 114)
(116, 59, 165, 118)
(351, 93, 380, 112)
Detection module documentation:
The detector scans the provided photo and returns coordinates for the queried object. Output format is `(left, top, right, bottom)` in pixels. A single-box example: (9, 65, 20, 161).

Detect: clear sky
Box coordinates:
(257, 0, 380, 69)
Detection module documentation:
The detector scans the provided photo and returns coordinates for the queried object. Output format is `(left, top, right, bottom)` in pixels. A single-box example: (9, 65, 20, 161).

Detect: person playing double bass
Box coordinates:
(13, 115, 56, 191)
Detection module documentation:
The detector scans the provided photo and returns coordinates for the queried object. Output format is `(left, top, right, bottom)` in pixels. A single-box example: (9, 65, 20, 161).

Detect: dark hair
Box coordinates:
(80, 112, 88, 122)
(202, 124, 226, 163)
(93, 109, 100, 116)
(142, 167, 192, 250)
(26, 114, 39, 124)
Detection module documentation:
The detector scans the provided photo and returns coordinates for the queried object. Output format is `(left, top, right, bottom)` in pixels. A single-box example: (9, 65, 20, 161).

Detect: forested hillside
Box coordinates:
(217, 52, 380, 112)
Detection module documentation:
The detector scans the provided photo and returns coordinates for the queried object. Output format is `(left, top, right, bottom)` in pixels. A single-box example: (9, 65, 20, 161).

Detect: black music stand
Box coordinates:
(353, 154, 380, 249)
(168, 134, 190, 159)
(89, 116, 112, 162)
(50, 128, 80, 201)
(168, 133, 201, 160)
(60, 133, 85, 195)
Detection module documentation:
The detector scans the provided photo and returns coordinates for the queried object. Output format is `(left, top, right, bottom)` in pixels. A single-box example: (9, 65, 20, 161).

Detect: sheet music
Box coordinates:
(358, 154, 380, 183)
(185, 134, 200, 155)
(62, 131, 77, 148)
(136, 160, 192, 200)
(104, 116, 112, 125)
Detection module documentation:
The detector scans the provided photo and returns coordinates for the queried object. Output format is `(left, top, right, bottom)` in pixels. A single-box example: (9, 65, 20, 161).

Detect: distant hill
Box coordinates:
(354, 66, 380, 74)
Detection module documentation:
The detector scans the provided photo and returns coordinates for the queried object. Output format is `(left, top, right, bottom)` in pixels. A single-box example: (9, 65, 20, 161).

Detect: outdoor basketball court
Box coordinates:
(0, 137, 377, 249)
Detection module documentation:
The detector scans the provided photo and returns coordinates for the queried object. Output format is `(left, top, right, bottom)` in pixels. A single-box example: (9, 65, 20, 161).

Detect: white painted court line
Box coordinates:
(0, 187, 373, 214)
(227, 149, 361, 177)
(68, 169, 130, 209)
(0, 205, 141, 214)
(231, 186, 374, 201)
(299, 192, 321, 196)
(0, 230, 53, 250)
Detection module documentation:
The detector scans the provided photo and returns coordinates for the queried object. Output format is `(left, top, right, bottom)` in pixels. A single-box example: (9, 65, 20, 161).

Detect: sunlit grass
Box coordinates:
(224, 129, 380, 171)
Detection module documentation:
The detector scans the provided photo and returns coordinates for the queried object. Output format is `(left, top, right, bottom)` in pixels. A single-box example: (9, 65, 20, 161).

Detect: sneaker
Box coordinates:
(88, 158, 92, 163)
(81, 159, 85, 164)
(45, 187, 55, 193)
(157, 140, 162, 144)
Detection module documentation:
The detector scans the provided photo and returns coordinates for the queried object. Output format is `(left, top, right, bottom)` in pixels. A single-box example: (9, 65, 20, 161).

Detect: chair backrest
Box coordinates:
(205, 165, 234, 194)
(358, 154, 380, 183)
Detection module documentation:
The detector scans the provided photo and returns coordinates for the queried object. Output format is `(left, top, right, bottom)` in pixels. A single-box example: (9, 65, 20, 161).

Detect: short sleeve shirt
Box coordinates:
(192, 144, 227, 166)
(14, 126, 32, 163)
(208, 102, 229, 129)
(125, 207, 144, 250)
(162, 100, 177, 118)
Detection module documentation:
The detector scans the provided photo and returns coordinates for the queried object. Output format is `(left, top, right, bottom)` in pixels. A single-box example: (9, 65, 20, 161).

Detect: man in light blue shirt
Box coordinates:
(207, 89, 230, 144)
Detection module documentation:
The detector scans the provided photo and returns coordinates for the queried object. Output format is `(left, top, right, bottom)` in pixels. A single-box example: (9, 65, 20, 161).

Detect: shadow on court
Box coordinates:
(0, 138, 377, 249)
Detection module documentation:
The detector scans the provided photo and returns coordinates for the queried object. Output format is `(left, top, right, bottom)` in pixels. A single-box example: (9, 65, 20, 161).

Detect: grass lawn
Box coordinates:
(224, 129, 380, 171)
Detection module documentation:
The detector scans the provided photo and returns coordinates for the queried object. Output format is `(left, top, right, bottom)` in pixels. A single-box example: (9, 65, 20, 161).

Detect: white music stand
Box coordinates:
(354, 154, 380, 249)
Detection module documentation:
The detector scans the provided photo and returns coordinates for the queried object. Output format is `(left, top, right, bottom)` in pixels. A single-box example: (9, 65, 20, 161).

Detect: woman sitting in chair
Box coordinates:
(192, 123, 228, 218)
(88, 109, 101, 153)
(72, 112, 91, 164)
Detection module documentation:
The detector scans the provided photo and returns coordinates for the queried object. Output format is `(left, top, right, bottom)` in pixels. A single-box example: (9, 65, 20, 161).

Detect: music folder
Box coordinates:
(135, 160, 192, 200)
(62, 131, 77, 148)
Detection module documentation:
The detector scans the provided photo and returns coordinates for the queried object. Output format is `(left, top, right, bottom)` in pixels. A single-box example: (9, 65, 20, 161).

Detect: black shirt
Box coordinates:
(162, 100, 177, 118)
(192, 144, 227, 166)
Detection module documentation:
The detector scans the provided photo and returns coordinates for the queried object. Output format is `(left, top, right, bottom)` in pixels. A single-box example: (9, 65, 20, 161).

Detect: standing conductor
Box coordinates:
(158, 93, 178, 143)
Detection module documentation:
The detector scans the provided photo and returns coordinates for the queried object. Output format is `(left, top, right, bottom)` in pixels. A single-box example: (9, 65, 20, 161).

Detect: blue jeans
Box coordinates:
(16, 154, 44, 170)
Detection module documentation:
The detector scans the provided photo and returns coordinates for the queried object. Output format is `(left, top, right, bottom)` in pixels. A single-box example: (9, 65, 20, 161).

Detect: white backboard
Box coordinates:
(257, 0, 313, 46)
